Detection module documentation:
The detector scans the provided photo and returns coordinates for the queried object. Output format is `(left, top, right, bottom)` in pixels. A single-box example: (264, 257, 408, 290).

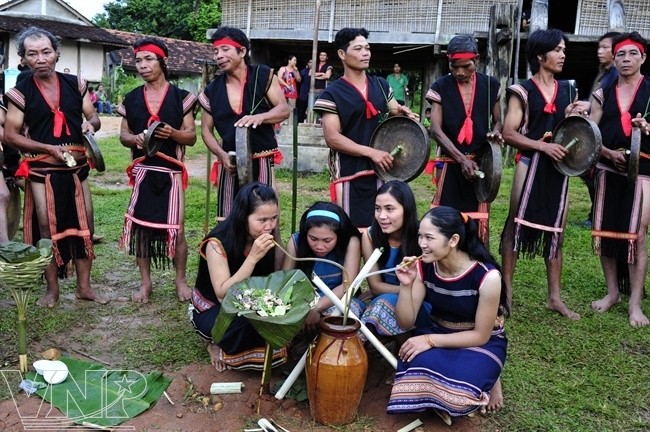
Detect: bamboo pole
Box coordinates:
(307, 0, 321, 124)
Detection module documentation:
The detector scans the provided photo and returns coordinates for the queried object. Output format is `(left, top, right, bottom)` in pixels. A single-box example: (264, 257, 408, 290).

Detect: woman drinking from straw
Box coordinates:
(189, 182, 286, 371)
(387, 206, 508, 421)
(282, 201, 365, 334)
(360, 181, 431, 343)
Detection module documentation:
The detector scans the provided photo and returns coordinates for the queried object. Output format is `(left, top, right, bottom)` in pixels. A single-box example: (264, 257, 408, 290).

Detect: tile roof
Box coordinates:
(106, 29, 214, 76)
(0, 15, 128, 48)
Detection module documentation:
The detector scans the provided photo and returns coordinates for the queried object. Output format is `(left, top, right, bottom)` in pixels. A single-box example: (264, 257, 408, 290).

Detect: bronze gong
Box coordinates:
(369, 117, 431, 182)
(474, 140, 502, 203)
(552, 116, 602, 177)
(235, 126, 253, 185)
(628, 127, 641, 184)
(143, 121, 167, 157)
(83, 132, 105, 172)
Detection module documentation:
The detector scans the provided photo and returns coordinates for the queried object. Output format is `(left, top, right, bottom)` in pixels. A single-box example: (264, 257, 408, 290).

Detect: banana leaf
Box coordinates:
(0, 239, 52, 263)
(211, 269, 315, 349)
(26, 356, 171, 427)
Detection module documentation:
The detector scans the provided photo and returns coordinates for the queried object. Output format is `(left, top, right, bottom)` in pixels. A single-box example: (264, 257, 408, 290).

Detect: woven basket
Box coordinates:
(0, 253, 52, 291)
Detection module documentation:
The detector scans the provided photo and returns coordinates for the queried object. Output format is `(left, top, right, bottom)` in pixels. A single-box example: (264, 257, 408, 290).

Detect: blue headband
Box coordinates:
(306, 209, 340, 222)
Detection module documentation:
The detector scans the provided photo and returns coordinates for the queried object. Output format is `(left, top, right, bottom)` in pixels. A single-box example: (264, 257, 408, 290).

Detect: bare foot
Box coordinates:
(75, 288, 110, 305)
(132, 283, 152, 303)
(37, 290, 59, 308)
(546, 298, 580, 320)
(207, 343, 227, 372)
(629, 306, 650, 328)
(486, 378, 504, 413)
(175, 280, 192, 302)
(591, 294, 620, 312)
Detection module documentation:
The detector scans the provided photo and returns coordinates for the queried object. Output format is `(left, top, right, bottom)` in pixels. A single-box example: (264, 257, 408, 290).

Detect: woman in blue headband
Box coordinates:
(283, 201, 365, 333)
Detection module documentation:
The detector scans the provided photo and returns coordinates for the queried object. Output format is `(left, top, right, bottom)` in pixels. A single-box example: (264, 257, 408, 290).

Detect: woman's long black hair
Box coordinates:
(370, 180, 420, 269)
(209, 182, 278, 275)
(294, 201, 360, 276)
(423, 206, 510, 316)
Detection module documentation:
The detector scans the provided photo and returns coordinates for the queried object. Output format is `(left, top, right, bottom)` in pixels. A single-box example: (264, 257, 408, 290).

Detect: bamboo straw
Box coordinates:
(273, 241, 350, 289)
(364, 255, 423, 279)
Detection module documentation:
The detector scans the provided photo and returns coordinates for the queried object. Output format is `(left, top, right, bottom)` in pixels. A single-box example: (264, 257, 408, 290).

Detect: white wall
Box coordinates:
(5, 37, 105, 82)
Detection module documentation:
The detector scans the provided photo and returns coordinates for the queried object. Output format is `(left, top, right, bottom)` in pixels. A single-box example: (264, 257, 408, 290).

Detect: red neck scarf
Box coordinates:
(143, 83, 170, 127)
(532, 78, 558, 114)
(342, 77, 379, 119)
(456, 75, 477, 145)
(33, 75, 71, 138)
(615, 77, 644, 137)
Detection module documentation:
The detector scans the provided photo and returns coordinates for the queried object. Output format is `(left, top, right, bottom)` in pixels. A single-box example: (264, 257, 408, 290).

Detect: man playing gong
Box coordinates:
(425, 34, 503, 245)
(199, 26, 290, 219)
(117, 37, 197, 303)
(500, 29, 588, 318)
(314, 27, 413, 228)
(589, 31, 650, 328)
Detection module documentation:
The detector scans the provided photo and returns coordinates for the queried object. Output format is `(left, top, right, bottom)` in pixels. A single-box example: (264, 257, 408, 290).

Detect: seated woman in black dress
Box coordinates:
(189, 182, 285, 371)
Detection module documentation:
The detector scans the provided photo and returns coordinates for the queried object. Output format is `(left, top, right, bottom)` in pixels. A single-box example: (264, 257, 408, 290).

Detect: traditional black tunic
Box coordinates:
(314, 75, 393, 227)
(503, 79, 575, 258)
(591, 77, 650, 272)
(198, 65, 278, 218)
(117, 84, 197, 267)
(4, 73, 93, 274)
(426, 73, 500, 243)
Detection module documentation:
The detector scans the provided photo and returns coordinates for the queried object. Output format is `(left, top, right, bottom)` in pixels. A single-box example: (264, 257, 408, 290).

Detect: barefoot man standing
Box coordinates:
(117, 37, 197, 303)
(500, 29, 588, 319)
(589, 31, 650, 327)
(3, 27, 108, 307)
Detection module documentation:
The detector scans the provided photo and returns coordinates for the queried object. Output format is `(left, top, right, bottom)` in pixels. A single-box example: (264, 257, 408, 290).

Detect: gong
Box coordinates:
(82, 132, 105, 172)
(552, 116, 602, 177)
(474, 140, 502, 203)
(628, 127, 641, 184)
(369, 117, 431, 182)
(235, 126, 253, 185)
(143, 121, 167, 157)
(6, 185, 20, 241)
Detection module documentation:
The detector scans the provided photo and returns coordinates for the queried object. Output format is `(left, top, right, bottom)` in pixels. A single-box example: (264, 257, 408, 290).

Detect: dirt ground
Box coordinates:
(0, 117, 486, 431)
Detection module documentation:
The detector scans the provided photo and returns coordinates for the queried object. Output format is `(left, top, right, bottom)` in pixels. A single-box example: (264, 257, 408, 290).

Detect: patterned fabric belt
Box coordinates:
(434, 154, 476, 163)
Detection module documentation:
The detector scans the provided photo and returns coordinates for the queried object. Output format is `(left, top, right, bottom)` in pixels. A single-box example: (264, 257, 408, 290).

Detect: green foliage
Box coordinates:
(108, 64, 143, 104)
(94, 0, 222, 42)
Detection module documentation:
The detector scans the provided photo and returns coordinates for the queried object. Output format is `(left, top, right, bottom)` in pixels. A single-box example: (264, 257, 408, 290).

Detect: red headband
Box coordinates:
(212, 38, 244, 49)
(613, 39, 646, 55)
(448, 52, 477, 60)
(134, 44, 166, 59)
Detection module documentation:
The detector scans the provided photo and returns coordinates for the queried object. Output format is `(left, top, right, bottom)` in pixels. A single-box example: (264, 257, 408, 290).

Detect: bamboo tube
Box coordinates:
(12, 288, 30, 373)
(210, 382, 245, 394)
(342, 247, 383, 324)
